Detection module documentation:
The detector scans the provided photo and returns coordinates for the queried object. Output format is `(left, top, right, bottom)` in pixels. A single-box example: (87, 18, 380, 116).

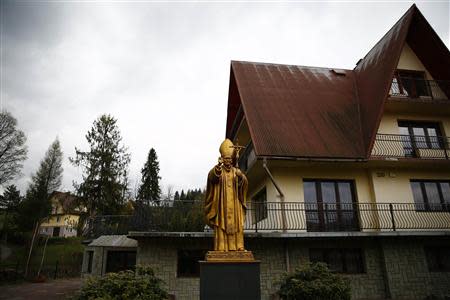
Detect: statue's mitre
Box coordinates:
(219, 139, 235, 157)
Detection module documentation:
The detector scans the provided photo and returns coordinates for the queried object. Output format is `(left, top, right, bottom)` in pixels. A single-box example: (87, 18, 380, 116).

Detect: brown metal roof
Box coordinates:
(225, 4, 450, 160)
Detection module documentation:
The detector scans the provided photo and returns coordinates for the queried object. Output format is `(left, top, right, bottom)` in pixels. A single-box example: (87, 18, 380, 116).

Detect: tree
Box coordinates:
(70, 114, 130, 216)
(0, 111, 27, 186)
(0, 185, 22, 241)
(21, 138, 63, 228)
(20, 138, 63, 276)
(137, 148, 161, 205)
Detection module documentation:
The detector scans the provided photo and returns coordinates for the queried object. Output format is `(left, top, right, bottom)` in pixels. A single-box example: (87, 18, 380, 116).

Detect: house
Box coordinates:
(40, 191, 84, 237)
(83, 4, 450, 299)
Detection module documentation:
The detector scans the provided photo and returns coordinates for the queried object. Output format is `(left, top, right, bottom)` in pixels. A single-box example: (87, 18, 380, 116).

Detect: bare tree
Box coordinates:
(0, 111, 27, 186)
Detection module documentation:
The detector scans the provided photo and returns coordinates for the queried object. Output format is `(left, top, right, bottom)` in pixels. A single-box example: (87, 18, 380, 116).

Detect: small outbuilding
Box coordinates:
(81, 235, 137, 277)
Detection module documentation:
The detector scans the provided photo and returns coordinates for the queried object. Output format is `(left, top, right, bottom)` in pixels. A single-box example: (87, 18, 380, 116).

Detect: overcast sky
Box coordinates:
(1, 1, 449, 195)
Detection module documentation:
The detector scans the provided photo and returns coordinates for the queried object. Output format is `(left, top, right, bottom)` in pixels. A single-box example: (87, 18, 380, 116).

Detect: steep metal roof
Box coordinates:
(230, 62, 365, 159)
(225, 4, 450, 159)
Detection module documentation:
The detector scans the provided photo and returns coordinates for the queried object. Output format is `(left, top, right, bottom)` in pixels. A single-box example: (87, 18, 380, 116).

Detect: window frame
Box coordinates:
(395, 69, 430, 98)
(176, 249, 207, 278)
(309, 248, 366, 274)
(398, 120, 445, 155)
(410, 180, 450, 212)
(251, 187, 267, 223)
(424, 247, 450, 272)
(303, 179, 360, 232)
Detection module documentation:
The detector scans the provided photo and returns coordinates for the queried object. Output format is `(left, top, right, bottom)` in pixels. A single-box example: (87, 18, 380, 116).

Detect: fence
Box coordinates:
(83, 200, 450, 239)
(372, 134, 450, 159)
(0, 260, 81, 282)
(389, 77, 449, 100)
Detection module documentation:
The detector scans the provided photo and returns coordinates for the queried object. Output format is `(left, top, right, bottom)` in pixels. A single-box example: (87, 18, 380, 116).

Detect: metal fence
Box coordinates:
(83, 200, 450, 239)
(372, 134, 450, 159)
(0, 261, 81, 282)
(389, 77, 449, 100)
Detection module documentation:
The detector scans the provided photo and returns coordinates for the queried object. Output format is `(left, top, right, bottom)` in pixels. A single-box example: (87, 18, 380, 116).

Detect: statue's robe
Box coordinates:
(205, 166, 248, 251)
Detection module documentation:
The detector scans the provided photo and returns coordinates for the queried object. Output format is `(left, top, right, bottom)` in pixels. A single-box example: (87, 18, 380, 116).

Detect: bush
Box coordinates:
(277, 262, 351, 300)
(74, 265, 168, 300)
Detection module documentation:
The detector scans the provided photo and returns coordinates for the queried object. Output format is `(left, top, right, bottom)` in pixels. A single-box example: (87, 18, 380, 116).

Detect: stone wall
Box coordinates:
(133, 235, 450, 300)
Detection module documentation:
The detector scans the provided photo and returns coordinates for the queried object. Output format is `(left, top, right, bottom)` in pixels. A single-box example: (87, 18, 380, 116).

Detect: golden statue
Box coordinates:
(204, 139, 254, 261)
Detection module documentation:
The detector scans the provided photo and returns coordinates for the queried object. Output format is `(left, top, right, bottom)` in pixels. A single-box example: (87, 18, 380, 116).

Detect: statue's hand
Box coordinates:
(235, 169, 243, 178)
(214, 164, 222, 175)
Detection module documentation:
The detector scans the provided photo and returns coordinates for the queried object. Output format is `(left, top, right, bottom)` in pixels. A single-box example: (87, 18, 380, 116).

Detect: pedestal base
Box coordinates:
(200, 260, 261, 300)
(205, 250, 255, 262)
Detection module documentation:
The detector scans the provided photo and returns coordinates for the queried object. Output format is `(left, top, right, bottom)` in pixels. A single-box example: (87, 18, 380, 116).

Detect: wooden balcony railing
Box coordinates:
(372, 134, 450, 160)
(83, 200, 450, 239)
(389, 77, 449, 101)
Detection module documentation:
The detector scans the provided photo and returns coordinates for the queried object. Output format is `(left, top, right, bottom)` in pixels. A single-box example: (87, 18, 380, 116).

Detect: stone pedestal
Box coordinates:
(199, 254, 261, 300)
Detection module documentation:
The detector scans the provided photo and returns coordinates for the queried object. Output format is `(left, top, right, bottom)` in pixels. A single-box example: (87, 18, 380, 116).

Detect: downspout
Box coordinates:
(262, 158, 290, 272)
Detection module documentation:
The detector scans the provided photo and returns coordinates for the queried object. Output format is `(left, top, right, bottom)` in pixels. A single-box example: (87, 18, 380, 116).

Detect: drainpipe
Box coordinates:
(262, 158, 290, 272)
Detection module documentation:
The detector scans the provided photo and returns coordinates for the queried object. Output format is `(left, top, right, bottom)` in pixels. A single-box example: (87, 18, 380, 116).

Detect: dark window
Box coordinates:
(87, 251, 94, 273)
(395, 70, 430, 98)
(309, 248, 365, 274)
(398, 121, 444, 157)
(177, 250, 206, 277)
(410, 180, 450, 211)
(303, 180, 359, 232)
(105, 251, 136, 273)
(252, 187, 267, 223)
(425, 247, 450, 272)
(52, 227, 60, 237)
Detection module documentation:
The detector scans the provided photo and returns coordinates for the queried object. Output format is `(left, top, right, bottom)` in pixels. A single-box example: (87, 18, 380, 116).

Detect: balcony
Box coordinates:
(83, 200, 450, 239)
(389, 77, 449, 101)
(372, 134, 450, 160)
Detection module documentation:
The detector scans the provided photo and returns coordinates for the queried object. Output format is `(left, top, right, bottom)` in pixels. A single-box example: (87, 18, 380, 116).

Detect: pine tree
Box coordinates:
(21, 138, 63, 227)
(0, 185, 22, 240)
(174, 191, 180, 201)
(20, 138, 63, 276)
(138, 148, 161, 205)
(180, 190, 186, 201)
(70, 114, 130, 215)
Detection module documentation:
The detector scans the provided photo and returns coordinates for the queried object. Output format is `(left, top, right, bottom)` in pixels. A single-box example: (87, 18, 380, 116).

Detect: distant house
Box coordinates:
(39, 191, 85, 237)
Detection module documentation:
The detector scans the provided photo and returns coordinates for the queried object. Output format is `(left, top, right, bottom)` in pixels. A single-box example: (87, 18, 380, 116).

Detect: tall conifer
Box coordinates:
(138, 148, 161, 205)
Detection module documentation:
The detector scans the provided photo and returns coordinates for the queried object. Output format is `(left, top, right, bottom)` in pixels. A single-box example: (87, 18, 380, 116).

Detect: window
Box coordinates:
(252, 187, 267, 223)
(87, 251, 94, 273)
(398, 121, 444, 157)
(395, 70, 430, 98)
(303, 180, 359, 231)
(105, 251, 136, 273)
(425, 247, 450, 272)
(56, 216, 61, 222)
(309, 248, 365, 274)
(410, 180, 450, 211)
(177, 250, 206, 277)
(52, 227, 60, 237)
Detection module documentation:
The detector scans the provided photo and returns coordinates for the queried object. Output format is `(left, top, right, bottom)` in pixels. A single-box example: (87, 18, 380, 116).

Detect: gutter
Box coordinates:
(262, 158, 290, 272)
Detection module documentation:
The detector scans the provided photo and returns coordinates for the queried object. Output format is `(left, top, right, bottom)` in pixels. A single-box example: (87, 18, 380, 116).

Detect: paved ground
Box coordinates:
(0, 278, 82, 300)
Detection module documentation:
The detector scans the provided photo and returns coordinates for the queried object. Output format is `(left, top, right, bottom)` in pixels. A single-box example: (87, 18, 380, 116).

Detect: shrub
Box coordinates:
(277, 262, 351, 300)
(74, 265, 168, 300)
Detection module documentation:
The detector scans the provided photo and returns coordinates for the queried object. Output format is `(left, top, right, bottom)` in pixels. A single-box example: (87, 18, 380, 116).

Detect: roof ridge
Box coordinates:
(354, 4, 416, 71)
(231, 60, 352, 71)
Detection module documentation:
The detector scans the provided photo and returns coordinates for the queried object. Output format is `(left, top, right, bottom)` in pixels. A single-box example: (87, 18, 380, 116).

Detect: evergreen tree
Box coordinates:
(70, 114, 130, 216)
(138, 148, 161, 205)
(20, 138, 63, 229)
(174, 191, 180, 201)
(0, 185, 22, 239)
(180, 190, 186, 201)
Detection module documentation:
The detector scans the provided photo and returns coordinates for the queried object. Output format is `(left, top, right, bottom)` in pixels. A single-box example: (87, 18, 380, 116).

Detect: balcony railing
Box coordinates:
(372, 134, 450, 160)
(389, 77, 449, 101)
(83, 200, 450, 239)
